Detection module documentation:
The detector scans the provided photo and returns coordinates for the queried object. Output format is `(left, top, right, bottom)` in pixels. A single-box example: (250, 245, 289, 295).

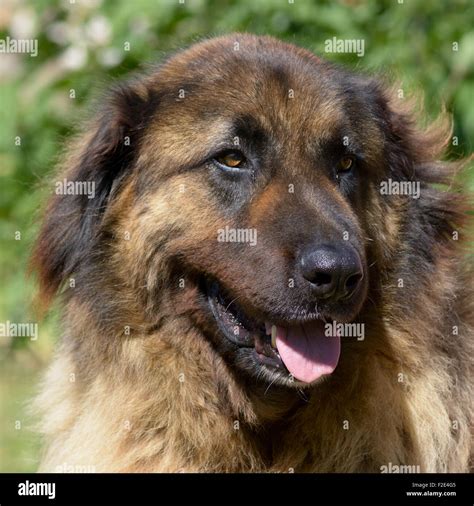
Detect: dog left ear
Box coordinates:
(380, 87, 455, 183)
(31, 80, 158, 308)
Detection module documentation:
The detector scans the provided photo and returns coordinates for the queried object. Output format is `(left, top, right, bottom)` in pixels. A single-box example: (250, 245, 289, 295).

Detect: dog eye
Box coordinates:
(214, 150, 246, 169)
(338, 156, 354, 172)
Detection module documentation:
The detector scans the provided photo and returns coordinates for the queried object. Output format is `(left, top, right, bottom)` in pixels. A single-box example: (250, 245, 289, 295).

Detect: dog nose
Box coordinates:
(299, 244, 363, 300)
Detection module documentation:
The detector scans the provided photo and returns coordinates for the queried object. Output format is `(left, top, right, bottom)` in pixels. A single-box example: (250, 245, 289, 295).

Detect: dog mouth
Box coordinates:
(205, 280, 341, 384)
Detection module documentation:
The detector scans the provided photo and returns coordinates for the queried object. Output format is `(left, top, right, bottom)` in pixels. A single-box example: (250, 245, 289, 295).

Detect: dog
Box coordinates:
(32, 34, 473, 472)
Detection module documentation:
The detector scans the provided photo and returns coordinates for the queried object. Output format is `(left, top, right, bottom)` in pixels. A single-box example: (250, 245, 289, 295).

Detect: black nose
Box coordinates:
(299, 244, 363, 301)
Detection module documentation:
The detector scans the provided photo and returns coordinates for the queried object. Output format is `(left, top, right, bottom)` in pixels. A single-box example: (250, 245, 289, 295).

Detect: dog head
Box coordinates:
(33, 34, 454, 389)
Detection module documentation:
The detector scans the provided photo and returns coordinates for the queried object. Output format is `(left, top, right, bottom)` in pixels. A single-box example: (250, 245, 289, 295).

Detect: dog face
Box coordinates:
(33, 35, 442, 389)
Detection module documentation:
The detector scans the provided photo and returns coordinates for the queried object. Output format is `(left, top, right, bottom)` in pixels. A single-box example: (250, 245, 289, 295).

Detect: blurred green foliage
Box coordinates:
(0, 0, 473, 472)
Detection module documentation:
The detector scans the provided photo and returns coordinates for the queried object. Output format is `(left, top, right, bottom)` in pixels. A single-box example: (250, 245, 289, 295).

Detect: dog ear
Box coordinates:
(378, 85, 458, 184)
(31, 81, 157, 307)
(376, 84, 470, 239)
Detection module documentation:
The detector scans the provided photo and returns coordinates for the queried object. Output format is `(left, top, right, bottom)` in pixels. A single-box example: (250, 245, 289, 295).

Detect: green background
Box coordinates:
(0, 0, 473, 472)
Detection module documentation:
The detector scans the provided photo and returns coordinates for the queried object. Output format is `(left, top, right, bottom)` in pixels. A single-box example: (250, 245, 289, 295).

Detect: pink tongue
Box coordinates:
(274, 321, 340, 384)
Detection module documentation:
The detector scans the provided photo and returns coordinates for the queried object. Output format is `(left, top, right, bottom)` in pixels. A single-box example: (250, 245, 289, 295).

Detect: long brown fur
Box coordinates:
(31, 34, 473, 472)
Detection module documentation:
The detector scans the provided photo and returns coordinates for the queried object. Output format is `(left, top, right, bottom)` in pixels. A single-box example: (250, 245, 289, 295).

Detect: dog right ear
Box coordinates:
(31, 80, 158, 309)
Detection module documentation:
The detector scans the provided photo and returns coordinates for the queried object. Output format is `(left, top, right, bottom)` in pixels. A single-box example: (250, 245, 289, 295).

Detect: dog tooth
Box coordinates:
(271, 325, 277, 348)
